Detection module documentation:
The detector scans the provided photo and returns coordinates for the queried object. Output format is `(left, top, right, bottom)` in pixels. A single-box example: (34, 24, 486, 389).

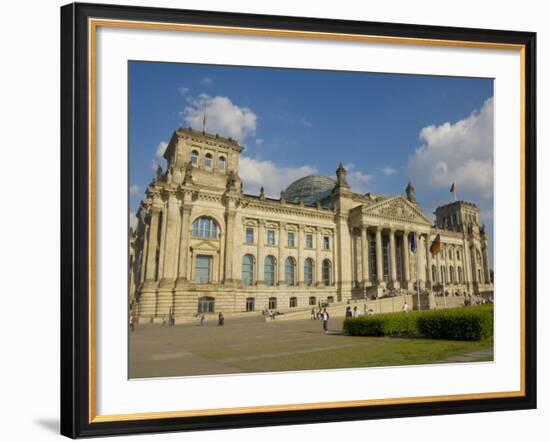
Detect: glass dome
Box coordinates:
(284, 175, 336, 204)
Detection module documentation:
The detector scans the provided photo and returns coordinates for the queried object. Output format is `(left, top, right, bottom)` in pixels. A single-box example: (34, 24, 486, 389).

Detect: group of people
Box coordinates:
(344, 305, 363, 318)
(194, 312, 225, 326)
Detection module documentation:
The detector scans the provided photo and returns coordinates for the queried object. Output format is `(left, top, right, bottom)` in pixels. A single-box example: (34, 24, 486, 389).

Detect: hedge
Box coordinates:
(343, 311, 418, 337)
(417, 306, 493, 341)
(343, 306, 493, 341)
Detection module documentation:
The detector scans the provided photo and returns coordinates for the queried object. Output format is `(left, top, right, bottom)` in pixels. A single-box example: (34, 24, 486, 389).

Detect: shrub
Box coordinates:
(343, 306, 493, 341)
(343, 312, 418, 337)
(417, 306, 493, 341)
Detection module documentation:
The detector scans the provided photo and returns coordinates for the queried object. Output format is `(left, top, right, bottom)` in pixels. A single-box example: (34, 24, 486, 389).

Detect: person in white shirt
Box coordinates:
(402, 301, 409, 313)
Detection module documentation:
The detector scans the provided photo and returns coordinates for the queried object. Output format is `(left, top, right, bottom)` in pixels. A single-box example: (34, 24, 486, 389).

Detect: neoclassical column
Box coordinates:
(160, 192, 180, 282)
(157, 205, 168, 279)
(462, 239, 472, 290)
(297, 224, 304, 285)
(417, 232, 426, 289)
(389, 229, 398, 288)
(145, 206, 161, 281)
(224, 208, 237, 283)
(425, 233, 433, 289)
(278, 222, 286, 285)
(375, 228, 384, 285)
(315, 227, 322, 286)
(177, 205, 192, 281)
(257, 220, 266, 284)
(360, 226, 370, 287)
(470, 246, 478, 285)
(482, 245, 491, 284)
(402, 231, 411, 289)
(139, 222, 149, 284)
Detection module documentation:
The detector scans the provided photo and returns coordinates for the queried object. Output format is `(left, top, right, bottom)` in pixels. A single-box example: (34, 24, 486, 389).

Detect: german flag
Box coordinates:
(429, 234, 441, 255)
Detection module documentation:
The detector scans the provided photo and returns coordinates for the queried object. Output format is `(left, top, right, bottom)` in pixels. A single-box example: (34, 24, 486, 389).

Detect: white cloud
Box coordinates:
(200, 77, 212, 86)
(181, 94, 257, 142)
(239, 157, 318, 197)
(255, 138, 264, 146)
(129, 212, 138, 230)
(155, 141, 168, 158)
(129, 185, 140, 196)
(178, 86, 190, 95)
(382, 167, 397, 176)
(408, 97, 494, 198)
(344, 163, 374, 194)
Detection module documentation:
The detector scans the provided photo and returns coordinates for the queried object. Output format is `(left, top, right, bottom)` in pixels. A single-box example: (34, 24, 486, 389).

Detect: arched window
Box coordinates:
(289, 297, 298, 308)
(309, 296, 316, 306)
(432, 264, 437, 282)
(191, 150, 199, 165)
(192, 217, 218, 239)
(450, 266, 455, 283)
(322, 259, 331, 286)
(242, 254, 255, 286)
(304, 258, 314, 286)
(285, 257, 296, 286)
(441, 266, 447, 284)
(218, 156, 226, 170)
(268, 297, 277, 310)
(264, 256, 276, 286)
(204, 152, 213, 167)
(458, 267, 463, 283)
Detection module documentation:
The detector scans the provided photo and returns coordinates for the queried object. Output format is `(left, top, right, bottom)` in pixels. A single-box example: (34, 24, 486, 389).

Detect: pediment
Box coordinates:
(363, 196, 432, 225)
(189, 239, 220, 251)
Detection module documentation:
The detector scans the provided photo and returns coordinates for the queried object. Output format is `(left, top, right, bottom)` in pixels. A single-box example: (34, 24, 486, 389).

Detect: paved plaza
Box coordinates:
(129, 314, 493, 378)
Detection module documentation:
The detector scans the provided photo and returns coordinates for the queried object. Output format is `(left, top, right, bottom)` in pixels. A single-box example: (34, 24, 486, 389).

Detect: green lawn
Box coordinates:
(130, 315, 494, 378)
(214, 336, 494, 373)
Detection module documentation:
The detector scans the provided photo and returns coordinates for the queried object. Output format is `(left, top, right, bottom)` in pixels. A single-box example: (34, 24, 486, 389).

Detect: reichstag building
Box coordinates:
(129, 128, 493, 320)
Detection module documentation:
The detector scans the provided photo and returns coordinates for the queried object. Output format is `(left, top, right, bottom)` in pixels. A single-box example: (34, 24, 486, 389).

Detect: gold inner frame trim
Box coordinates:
(88, 17, 527, 424)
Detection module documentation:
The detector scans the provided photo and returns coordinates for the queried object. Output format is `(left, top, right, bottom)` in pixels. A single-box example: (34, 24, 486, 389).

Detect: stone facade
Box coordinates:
(130, 128, 493, 320)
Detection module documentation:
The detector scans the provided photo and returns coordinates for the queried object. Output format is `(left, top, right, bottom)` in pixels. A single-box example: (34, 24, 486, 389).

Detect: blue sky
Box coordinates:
(129, 61, 494, 266)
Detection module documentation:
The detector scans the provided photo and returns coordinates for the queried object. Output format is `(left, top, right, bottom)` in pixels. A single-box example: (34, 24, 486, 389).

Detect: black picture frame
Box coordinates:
(60, 2, 537, 438)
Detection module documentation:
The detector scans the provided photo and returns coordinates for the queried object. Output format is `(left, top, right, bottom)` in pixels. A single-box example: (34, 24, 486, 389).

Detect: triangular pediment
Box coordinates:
(363, 196, 432, 225)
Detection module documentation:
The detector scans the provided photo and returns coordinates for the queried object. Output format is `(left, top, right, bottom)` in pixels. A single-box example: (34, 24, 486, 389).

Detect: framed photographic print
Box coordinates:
(60, 2, 537, 438)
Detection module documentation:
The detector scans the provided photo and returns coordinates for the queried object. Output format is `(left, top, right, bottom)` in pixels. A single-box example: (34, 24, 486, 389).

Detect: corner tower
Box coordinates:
(161, 127, 244, 190)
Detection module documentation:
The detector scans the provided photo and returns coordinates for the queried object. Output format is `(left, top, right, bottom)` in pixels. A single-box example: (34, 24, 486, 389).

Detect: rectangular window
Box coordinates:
(323, 236, 330, 250)
(246, 297, 255, 312)
(194, 255, 212, 284)
(245, 227, 254, 244)
(266, 229, 275, 246)
(287, 232, 295, 247)
(305, 234, 313, 248)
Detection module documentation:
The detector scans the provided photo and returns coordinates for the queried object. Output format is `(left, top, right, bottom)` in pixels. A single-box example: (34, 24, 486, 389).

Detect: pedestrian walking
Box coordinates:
(345, 306, 352, 318)
(311, 307, 316, 320)
(353, 306, 359, 317)
(200, 314, 205, 326)
(402, 301, 409, 313)
(218, 312, 224, 326)
(322, 308, 330, 333)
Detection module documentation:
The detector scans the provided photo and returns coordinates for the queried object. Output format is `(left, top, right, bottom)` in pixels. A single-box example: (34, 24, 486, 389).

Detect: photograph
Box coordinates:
(128, 62, 495, 379)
